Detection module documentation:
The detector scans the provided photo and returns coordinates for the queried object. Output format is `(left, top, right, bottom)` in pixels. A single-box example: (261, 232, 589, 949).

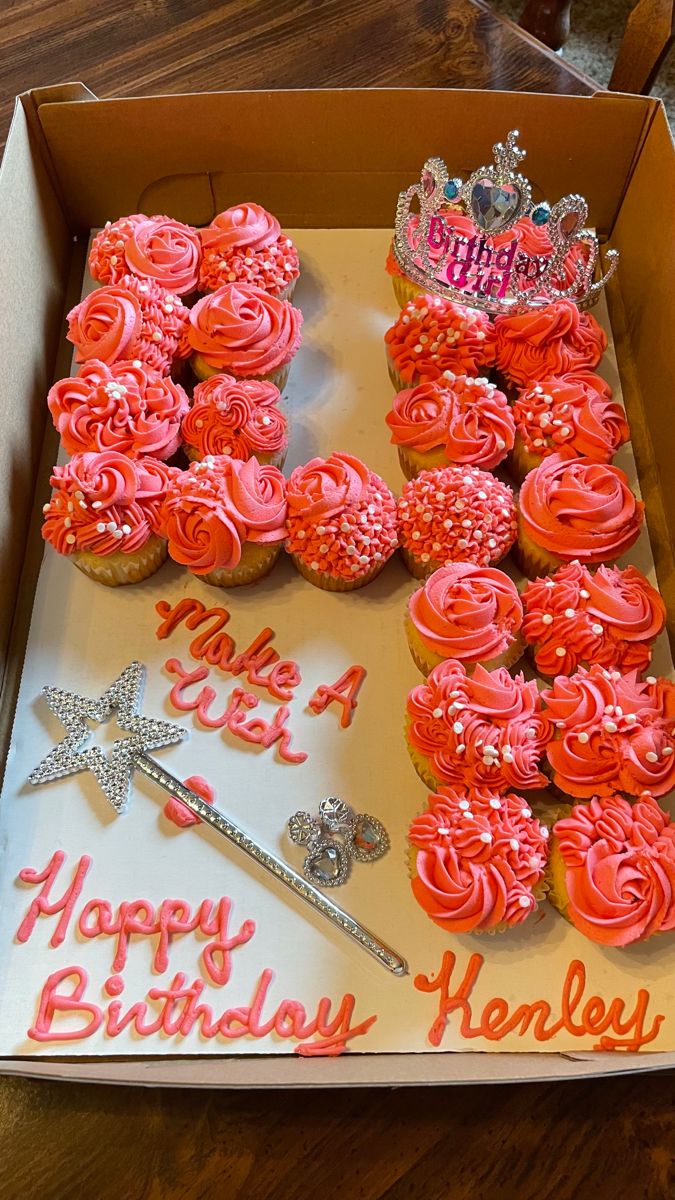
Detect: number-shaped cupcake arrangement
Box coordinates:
(41, 202, 675, 950)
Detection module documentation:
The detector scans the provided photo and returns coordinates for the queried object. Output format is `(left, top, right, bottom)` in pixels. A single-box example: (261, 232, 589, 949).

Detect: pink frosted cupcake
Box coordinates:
(47, 359, 189, 460)
(384, 294, 495, 391)
(385, 376, 514, 479)
(67, 276, 190, 377)
(158, 454, 286, 587)
(181, 374, 287, 468)
(199, 203, 300, 299)
(517, 451, 645, 578)
(397, 465, 517, 579)
(510, 371, 629, 483)
(285, 452, 398, 591)
(408, 786, 549, 933)
(405, 659, 551, 793)
(543, 665, 675, 800)
(89, 214, 202, 296)
(522, 561, 666, 678)
(405, 564, 524, 676)
(41, 451, 171, 586)
(187, 283, 302, 389)
(549, 792, 675, 946)
(494, 299, 607, 392)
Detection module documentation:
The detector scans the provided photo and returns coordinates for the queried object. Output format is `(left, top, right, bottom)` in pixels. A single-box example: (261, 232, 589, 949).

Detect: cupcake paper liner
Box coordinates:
(72, 535, 167, 587)
(201, 541, 281, 588)
(397, 443, 451, 482)
(191, 355, 291, 394)
(290, 553, 386, 593)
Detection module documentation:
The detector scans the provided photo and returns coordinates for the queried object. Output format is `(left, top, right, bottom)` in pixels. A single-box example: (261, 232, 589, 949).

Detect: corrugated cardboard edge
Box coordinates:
(2, 1049, 674, 1089)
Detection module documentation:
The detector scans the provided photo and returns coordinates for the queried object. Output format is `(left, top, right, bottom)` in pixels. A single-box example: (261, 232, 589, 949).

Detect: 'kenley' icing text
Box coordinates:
(415, 950, 664, 1052)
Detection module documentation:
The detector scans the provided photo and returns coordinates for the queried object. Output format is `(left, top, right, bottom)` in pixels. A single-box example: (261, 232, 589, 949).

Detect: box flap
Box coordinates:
(36, 89, 656, 232)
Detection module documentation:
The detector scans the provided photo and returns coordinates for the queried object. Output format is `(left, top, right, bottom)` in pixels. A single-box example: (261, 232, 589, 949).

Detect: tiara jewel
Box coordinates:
(393, 130, 618, 316)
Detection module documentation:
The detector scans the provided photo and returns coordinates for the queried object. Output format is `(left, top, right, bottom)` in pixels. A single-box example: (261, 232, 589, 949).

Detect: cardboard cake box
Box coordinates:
(1, 83, 675, 1089)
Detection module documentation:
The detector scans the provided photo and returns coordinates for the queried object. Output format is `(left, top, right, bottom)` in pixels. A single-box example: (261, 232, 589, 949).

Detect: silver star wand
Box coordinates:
(28, 662, 407, 977)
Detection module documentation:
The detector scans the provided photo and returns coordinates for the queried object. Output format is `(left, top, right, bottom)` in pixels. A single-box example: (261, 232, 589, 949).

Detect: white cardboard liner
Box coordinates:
(0, 229, 673, 1075)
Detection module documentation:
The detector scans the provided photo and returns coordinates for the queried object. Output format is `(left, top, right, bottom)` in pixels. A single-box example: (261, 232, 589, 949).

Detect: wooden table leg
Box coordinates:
(519, 0, 573, 50)
(609, 0, 675, 93)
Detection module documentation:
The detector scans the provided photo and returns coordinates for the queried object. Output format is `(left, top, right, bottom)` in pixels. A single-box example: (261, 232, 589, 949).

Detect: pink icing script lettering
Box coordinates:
(17, 853, 376, 1055)
(165, 656, 307, 764)
(155, 597, 302, 701)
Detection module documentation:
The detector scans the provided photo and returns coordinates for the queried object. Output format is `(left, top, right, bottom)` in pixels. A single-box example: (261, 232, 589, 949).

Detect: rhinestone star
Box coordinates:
(28, 661, 186, 813)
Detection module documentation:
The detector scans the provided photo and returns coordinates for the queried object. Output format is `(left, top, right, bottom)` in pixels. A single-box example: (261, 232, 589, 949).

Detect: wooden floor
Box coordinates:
(2, 3, 673, 1199)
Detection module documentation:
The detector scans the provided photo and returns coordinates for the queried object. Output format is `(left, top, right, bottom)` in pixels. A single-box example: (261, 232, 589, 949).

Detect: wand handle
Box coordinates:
(135, 753, 408, 977)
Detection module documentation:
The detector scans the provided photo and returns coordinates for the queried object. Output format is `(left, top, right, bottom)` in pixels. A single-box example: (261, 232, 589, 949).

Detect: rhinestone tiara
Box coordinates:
(392, 130, 618, 316)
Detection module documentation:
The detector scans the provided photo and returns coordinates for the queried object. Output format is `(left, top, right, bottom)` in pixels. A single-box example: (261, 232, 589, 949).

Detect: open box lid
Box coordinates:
(1, 84, 674, 1087)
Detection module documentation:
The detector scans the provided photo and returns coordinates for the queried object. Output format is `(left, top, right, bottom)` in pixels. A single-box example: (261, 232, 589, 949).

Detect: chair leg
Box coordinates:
(518, 0, 574, 51)
(609, 0, 675, 94)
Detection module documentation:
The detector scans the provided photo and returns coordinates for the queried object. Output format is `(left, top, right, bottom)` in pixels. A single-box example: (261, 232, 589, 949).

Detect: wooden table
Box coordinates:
(4, 4, 669, 1199)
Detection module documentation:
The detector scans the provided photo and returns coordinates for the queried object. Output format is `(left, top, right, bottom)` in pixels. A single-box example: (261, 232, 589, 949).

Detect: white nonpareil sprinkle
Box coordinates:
(480, 832, 492, 844)
(578, 731, 589, 743)
(542, 613, 554, 625)
(518, 896, 531, 908)
(646, 751, 659, 763)
(555, 647, 566, 658)
(510, 839, 519, 851)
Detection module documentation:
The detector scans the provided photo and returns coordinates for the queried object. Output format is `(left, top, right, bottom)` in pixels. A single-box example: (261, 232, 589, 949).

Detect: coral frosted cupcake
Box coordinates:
(549, 792, 675, 945)
(187, 283, 302, 389)
(494, 299, 607, 391)
(384, 294, 495, 391)
(181, 374, 287, 468)
(405, 659, 551, 793)
(285, 452, 398, 591)
(385, 375, 514, 478)
(408, 786, 550, 933)
(41, 451, 171, 585)
(510, 371, 629, 483)
(48, 359, 189, 460)
(67, 276, 190, 377)
(405, 564, 524, 676)
(199, 203, 300, 299)
(543, 665, 675, 799)
(517, 451, 644, 578)
(159, 454, 287, 587)
(397, 465, 517, 579)
(89, 214, 202, 296)
(522, 561, 666, 677)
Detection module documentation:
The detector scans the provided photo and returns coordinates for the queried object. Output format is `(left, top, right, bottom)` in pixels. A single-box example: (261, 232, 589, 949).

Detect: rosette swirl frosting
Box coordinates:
(187, 283, 302, 376)
(397, 465, 517, 569)
(408, 786, 550, 932)
(48, 359, 189, 459)
(406, 659, 552, 791)
(181, 373, 287, 461)
(494, 300, 607, 387)
(67, 275, 190, 376)
(386, 376, 514, 470)
(543, 665, 675, 798)
(89, 214, 202, 295)
(285, 452, 398, 582)
(553, 792, 675, 945)
(199, 204, 299, 295)
(42, 451, 172, 557)
(518, 451, 644, 565)
(385, 294, 495, 384)
(158, 455, 287, 574)
(513, 372, 629, 462)
(522, 561, 666, 676)
(408, 564, 523, 663)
